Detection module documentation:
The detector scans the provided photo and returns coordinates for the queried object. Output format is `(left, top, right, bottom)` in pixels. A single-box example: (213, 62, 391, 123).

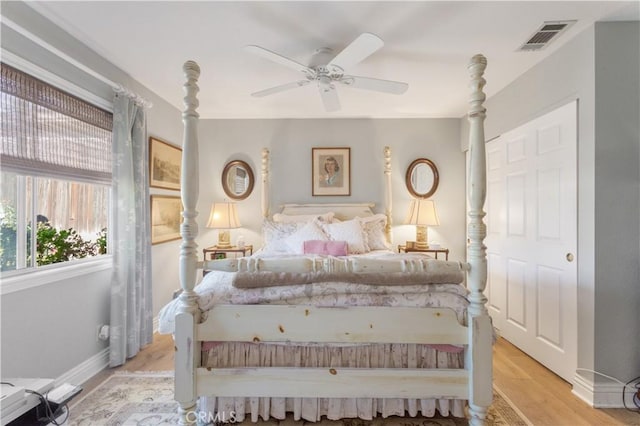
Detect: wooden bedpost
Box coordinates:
(383, 146, 393, 243)
(262, 148, 270, 218)
(176, 60, 201, 425)
(178, 60, 201, 314)
(466, 54, 492, 426)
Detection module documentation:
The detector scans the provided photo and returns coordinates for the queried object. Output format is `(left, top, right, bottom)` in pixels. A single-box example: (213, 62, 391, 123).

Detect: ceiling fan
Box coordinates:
(244, 33, 408, 112)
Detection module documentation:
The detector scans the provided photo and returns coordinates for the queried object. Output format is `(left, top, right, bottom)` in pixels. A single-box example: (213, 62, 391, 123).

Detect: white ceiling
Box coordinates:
(27, 1, 639, 119)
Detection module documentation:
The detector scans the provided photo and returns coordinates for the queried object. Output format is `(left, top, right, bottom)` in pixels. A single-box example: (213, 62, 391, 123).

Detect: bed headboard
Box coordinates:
(280, 203, 375, 221)
(262, 146, 393, 243)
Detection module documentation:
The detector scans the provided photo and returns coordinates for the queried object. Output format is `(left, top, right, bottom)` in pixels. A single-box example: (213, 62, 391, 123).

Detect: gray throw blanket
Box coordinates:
(233, 268, 464, 289)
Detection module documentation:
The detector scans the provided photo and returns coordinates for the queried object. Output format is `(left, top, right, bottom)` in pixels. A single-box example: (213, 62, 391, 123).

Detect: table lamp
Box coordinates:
(206, 202, 241, 249)
(405, 199, 439, 250)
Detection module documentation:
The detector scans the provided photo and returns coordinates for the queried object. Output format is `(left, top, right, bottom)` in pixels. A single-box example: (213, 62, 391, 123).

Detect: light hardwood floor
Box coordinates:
(83, 334, 639, 425)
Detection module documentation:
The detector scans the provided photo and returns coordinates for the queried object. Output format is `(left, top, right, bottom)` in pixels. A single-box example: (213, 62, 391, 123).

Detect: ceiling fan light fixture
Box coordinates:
(318, 75, 332, 88)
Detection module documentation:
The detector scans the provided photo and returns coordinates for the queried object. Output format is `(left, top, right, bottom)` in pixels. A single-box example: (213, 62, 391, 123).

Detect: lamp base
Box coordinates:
(415, 225, 429, 250)
(217, 230, 232, 249)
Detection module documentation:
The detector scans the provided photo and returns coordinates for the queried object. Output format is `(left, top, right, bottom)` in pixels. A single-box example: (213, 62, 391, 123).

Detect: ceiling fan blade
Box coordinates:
(244, 45, 314, 76)
(251, 80, 310, 97)
(318, 83, 340, 112)
(327, 33, 384, 72)
(339, 75, 408, 95)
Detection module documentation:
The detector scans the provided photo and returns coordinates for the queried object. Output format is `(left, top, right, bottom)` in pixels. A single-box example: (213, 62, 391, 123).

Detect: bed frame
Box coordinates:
(174, 54, 490, 425)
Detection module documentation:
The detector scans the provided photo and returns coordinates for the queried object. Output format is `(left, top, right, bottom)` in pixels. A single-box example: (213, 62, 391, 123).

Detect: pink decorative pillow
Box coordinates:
(303, 240, 348, 256)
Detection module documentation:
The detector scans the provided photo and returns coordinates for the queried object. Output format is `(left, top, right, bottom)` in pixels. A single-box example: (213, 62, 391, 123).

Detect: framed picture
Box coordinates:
(151, 195, 183, 244)
(312, 147, 351, 196)
(149, 137, 181, 190)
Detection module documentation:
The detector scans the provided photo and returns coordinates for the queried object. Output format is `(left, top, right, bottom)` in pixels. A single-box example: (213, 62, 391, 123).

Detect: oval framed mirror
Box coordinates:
(222, 160, 255, 200)
(405, 158, 439, 199)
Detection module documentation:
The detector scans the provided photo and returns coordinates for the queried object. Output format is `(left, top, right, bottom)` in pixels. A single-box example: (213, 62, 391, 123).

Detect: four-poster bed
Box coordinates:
(169, 54, 490, 425)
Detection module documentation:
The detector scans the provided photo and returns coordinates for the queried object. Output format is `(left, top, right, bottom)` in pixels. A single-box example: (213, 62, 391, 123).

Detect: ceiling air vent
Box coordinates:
(518, 20, 576, 52)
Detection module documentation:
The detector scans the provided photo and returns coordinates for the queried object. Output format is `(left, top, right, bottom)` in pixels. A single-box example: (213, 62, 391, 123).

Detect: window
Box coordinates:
(0, 63, 112, 274)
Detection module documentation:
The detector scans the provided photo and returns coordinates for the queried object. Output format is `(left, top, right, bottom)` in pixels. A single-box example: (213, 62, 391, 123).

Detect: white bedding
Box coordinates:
(157, 253, 468, 335)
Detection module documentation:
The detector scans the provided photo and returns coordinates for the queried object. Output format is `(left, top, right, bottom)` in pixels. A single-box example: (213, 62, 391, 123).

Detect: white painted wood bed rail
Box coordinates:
(175, 55, 491, 425)
(197, 305, 468, 344)
(195, 368, 469, 400)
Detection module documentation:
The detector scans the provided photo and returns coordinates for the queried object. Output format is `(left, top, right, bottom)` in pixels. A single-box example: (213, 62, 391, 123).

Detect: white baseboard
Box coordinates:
(56, 347, 110, 387)
(572, 373, 634, 408)
(572, 373, 595, 406)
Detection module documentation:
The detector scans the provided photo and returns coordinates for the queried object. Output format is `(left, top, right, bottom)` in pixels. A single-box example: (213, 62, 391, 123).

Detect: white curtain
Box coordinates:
(109, 91, 153, 367)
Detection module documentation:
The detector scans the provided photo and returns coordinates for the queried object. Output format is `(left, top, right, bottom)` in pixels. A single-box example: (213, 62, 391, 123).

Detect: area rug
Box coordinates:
(67, 372, 531, 426)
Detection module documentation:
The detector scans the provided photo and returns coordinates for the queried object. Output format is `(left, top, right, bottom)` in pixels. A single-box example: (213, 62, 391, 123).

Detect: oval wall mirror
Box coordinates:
(405, 158, 439, 199)
(222, 160, 255, 200)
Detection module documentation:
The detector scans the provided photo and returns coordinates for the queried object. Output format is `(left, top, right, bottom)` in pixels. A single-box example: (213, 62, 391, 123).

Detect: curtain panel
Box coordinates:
(109, 92, 152, 367)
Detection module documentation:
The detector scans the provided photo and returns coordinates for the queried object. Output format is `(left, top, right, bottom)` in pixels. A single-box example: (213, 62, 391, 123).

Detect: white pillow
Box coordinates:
(273, 212, 335, 223)
(262, 220, 304, 253)
(358, 214, 390, 251)
(284, 220, 329, 254)
(321, 219, 368, 254)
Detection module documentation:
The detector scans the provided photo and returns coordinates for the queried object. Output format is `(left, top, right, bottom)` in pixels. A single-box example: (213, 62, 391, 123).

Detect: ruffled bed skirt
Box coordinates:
(198, 342, 466, 422)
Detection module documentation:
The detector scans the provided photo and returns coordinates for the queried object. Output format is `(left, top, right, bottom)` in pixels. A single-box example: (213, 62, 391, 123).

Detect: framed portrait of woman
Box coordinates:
(312, 147, 350, 196)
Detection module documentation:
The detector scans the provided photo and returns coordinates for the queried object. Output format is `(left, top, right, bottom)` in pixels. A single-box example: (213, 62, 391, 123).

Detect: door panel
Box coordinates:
(536, 264, 563, 347)
(487, 253, 504, 314)
(507, 174, 526, 236)
(537, 168, 561, 240)
(506, 258, 527, 329)
(484, 100, 577, 382)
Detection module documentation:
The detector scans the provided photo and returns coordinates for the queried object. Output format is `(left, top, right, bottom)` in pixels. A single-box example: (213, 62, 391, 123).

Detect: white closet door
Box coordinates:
(485, 100, 577, 383)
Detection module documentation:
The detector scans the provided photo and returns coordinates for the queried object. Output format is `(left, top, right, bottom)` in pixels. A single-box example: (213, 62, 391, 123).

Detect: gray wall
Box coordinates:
(1, 1, 183, 379)
(593, 21, 640, 381)
(462, 22, 639, 383)
(196, 118, 466, 264)
(1, 268, 111, 378)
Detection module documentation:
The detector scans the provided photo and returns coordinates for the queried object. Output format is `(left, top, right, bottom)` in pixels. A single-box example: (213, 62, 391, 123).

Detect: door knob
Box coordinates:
(566, 253, 574, 262)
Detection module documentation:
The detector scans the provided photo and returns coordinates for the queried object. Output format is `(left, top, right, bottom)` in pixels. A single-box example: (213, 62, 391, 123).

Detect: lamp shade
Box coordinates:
(405, 199, 440, 226)
(206, 202, 241, 229)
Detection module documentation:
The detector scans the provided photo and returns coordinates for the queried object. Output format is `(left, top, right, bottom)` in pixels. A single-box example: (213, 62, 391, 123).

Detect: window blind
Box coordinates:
(0, 63, 113, 184)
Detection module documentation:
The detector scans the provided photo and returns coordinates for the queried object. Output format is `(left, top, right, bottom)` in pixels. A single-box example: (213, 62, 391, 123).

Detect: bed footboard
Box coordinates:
(196, 304, 472, 421)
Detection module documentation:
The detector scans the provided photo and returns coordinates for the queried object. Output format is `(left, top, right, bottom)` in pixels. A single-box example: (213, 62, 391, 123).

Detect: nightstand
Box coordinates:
(203, 245, 253, 260)
(397, 244, 449, 260)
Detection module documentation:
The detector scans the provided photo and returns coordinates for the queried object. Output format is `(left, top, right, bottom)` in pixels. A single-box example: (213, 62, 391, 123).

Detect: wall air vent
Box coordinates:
(518, 20, 576, 52)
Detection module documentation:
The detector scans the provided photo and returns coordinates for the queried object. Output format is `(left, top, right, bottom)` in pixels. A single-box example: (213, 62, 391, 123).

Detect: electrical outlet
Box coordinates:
(97, 324, 110, 341)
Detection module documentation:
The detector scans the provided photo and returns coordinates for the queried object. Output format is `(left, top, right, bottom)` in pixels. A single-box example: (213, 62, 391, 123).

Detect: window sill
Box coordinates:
(0, 256, 112, 295)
